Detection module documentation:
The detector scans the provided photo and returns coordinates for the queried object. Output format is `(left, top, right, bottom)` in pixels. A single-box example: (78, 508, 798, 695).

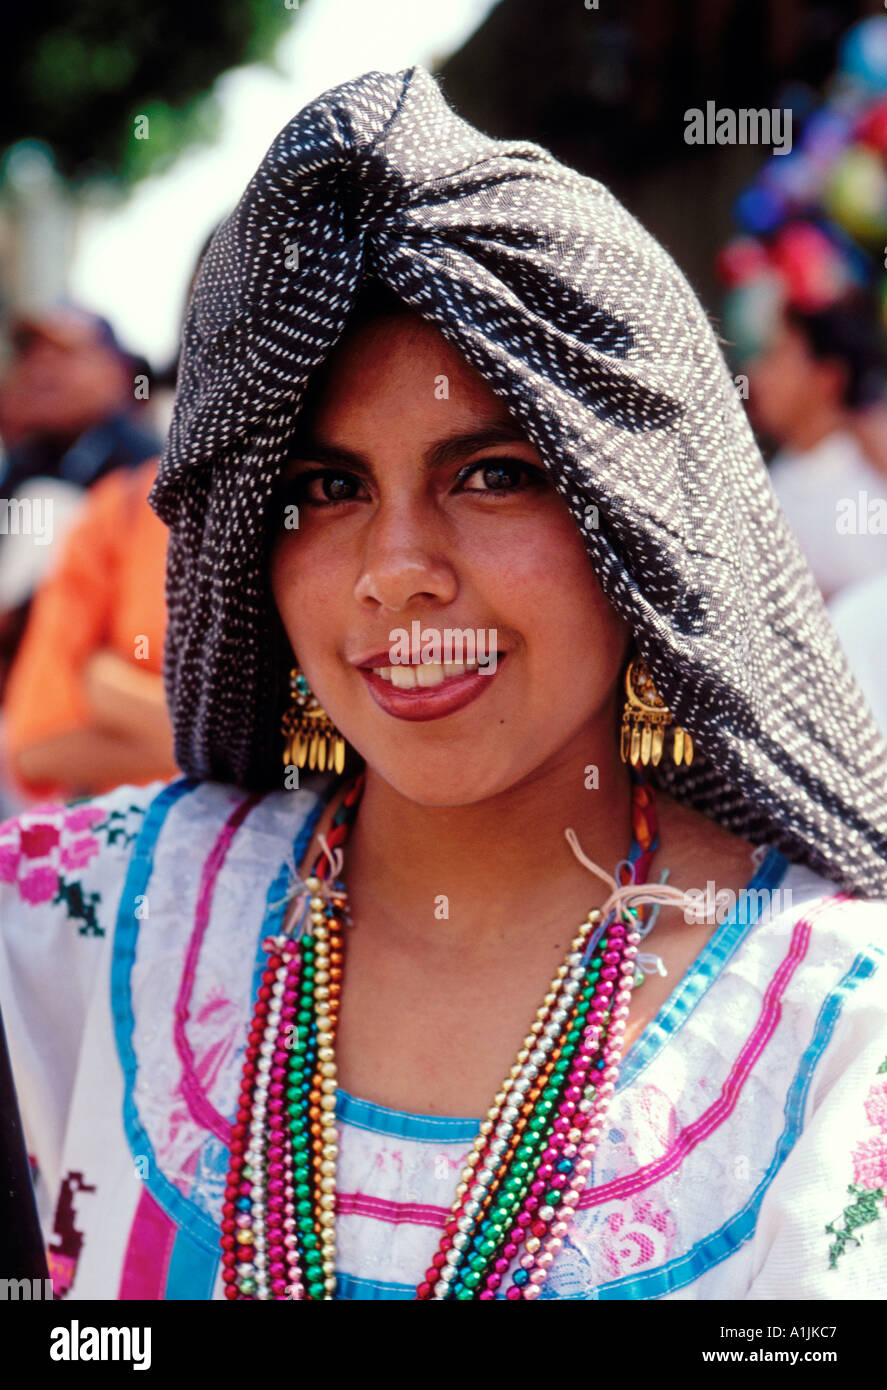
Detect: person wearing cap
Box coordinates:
(0, 67, 884, 1303)
(0, 305, 160, 703)
(0, 305, 158, 495)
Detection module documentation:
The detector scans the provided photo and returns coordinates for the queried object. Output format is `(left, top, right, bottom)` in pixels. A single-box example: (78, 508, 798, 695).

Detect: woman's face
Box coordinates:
(269, 311, 629, 805)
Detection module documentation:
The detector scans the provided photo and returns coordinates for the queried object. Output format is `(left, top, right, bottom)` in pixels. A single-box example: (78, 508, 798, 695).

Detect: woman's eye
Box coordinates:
(283, 469, 366, 506)
(458, 459, 544, 494)
(276, 459, 544, 515)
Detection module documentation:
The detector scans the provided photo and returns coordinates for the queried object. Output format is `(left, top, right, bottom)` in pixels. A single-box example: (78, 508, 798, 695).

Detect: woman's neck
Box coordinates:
(335, 729, 633, 962)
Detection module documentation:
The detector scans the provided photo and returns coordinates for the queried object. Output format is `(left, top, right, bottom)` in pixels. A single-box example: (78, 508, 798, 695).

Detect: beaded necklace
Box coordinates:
(221, 770, 659, 1301)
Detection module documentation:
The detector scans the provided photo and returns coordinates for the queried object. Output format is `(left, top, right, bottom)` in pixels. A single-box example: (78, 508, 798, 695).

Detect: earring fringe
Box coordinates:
(619, 657, 693, 769)
(282, 667, 347, 775)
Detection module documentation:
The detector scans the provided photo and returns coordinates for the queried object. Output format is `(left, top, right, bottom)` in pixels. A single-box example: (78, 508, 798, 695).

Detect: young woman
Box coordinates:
(1, 65, 886, 1302)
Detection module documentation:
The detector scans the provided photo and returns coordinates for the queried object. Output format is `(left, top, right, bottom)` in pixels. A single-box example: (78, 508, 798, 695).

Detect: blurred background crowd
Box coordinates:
(3, 0, 887, 816)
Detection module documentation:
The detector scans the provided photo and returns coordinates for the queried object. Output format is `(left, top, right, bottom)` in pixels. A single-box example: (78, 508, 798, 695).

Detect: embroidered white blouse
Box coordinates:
(1, 774, 885, 1300)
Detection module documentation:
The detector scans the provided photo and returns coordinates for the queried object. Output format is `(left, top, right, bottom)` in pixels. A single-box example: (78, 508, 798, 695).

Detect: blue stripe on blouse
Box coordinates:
(165, 1225, 220, 1301)
(334, 1091, 480, 1144)
(336, 1272, 417, 1300)
(110, 776, 226, 1250)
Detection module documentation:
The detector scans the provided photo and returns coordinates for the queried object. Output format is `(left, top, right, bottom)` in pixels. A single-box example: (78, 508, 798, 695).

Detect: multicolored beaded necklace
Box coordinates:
(221, 770, 660, 1301)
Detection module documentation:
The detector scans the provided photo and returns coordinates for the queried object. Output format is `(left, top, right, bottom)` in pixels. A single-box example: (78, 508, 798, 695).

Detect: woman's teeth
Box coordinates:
(371, 662, 478, 689)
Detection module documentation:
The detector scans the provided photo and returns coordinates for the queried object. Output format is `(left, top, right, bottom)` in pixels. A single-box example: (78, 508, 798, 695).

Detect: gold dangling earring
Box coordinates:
(281, 666, 347, 775)
(619, 656, 694, 768)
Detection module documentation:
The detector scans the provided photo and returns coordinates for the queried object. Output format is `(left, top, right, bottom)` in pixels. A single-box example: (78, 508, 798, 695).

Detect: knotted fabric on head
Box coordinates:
(149, 63, 887, 896)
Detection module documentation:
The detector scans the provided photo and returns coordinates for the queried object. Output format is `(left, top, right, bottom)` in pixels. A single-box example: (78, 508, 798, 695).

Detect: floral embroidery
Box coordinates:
(591, 1085, 678, 1277)
(599, 1193, 678, 1277)
(825, 1053, 887, 1270)
(0, 800, 146, 935)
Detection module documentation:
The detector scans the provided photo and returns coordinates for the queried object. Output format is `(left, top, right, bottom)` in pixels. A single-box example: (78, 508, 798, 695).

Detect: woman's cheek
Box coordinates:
(271, 533, 337, 616)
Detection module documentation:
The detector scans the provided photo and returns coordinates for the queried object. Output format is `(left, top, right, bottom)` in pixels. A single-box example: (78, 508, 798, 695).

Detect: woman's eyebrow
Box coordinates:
(287, 421, 536, 476)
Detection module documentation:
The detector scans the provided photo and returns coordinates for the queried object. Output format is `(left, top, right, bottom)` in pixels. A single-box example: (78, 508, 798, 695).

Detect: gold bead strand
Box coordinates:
(304, 877, 343, 1299)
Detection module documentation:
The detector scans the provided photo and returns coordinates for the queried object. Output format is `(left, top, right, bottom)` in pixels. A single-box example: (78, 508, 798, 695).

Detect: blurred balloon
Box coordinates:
(721, 276, 784, 363)
(715, 237, 771, 288)
(856, 97, 887, 154)
(813, 217, 875, 286)
(758, 150, 822, 211)
(839, 18, 887, 94)
(800, 106, 853, 166)
(734, 184, 788, 236)
(770, 223, 856, 309)
(823, 146, 887, 242)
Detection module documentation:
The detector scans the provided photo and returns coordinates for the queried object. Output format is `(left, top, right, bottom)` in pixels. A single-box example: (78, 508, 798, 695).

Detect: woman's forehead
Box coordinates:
(292, 318, 534, 450)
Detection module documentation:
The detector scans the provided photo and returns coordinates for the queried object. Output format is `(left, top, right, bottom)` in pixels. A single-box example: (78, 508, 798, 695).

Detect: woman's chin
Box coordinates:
(362, 753, 525, 809)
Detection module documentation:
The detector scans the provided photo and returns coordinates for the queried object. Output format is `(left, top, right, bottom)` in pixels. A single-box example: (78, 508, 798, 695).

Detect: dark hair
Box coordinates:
(785, 295, 887, 410)
(344, 275, 410, 327)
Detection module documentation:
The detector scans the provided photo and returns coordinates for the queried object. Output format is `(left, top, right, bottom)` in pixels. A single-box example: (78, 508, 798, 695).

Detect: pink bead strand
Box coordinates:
(493, 922, 633, 1299)
(518, 929, 641, 1299)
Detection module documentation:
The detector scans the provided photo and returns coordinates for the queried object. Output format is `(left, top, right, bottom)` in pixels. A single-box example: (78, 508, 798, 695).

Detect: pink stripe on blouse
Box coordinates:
(336, 1190, 451, 1228)
(173, 793, 263, 1146)
(118, 1187, 178, 1299)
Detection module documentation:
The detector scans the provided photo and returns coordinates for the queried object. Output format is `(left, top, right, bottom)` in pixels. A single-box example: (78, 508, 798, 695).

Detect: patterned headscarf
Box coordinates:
(149, 64, 887, 896)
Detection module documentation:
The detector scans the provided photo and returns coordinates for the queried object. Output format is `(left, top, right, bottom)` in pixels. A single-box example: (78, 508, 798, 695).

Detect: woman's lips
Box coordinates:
(358, 656, 505, 721)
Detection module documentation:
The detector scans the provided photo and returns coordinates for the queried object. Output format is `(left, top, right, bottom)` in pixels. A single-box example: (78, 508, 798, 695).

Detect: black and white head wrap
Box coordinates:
(149, 64, 887, 897)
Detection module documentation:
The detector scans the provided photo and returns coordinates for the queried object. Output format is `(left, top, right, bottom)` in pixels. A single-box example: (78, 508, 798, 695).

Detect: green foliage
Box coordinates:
(2, 2, 302, 186)
(825, 1184, 885, 1269)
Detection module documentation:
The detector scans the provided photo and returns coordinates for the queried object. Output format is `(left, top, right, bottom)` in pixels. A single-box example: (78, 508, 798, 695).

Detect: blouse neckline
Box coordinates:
(330, 841, 790, 1140)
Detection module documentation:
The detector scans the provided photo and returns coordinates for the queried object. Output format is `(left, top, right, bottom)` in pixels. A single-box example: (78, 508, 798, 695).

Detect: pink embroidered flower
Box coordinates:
(864, 1080, 887, 1132)
(19, 865, 62, 905)
(599, 1193, 677, 1276)
(0, 839, 18, 882)
(851, 1138, 887, 1191)
(0, 803, 105, 904)
(60, 832, 103, 873)
(851, 1078, 887, 1193)
(21, 824, 60, 857)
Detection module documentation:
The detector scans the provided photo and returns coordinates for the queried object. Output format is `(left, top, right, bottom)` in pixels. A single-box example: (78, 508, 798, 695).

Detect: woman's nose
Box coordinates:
(353, 504, 458, 613)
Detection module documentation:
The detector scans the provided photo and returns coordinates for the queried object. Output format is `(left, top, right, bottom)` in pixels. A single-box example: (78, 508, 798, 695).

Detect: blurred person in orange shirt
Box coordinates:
(0, 456, 178, 804)
(0, 306, 159, 699)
